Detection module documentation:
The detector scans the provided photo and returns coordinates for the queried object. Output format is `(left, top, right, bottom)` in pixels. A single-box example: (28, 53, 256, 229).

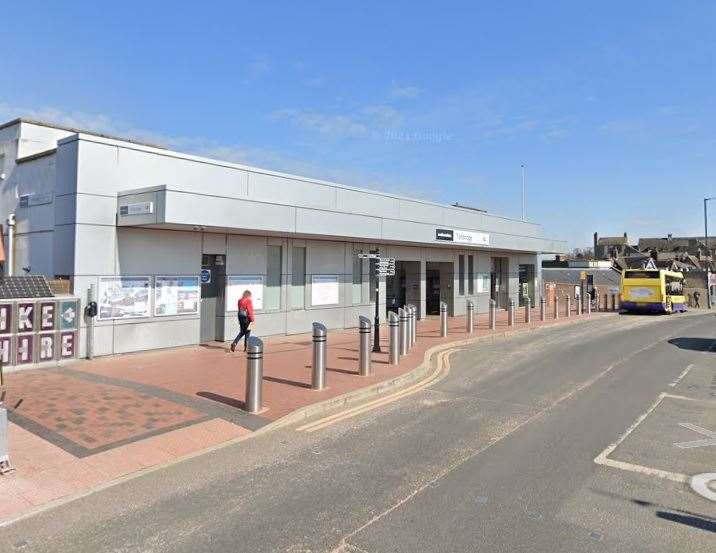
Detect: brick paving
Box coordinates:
(0, 306, 610, 522)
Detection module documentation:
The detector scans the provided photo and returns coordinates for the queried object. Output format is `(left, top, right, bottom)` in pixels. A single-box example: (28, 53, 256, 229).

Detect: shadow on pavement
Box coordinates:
(668, 337, 716, 352)
(197, 391, 246, 409)
(657, 511, 716, 533)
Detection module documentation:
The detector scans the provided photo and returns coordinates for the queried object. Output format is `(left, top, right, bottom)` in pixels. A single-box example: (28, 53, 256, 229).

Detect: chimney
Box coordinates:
(593, 232, 598, 252)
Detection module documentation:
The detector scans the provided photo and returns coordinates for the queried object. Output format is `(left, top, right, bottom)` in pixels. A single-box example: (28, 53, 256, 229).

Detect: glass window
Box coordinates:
(265, 245, 282, 310)
(368, 258, 377, 304)
(458, 255, 465, 295)
(352, 256, 363, 304)
(468, 255, 474, 295)
(291, 247, 306, 309)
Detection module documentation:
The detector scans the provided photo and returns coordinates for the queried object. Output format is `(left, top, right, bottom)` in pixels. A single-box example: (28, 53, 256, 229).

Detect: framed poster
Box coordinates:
(226, 275, 264, 311)
(311, 275, 340, 306)
(154, 276, 200, 316)
(98, 276, 151, 320)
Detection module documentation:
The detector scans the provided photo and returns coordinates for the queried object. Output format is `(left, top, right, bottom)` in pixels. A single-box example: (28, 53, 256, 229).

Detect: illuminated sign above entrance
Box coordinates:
(435, 228, 490, 246)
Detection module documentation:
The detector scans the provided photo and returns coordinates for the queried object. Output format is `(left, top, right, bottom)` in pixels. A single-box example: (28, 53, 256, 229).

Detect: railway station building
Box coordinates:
(0, 118, 565, 357)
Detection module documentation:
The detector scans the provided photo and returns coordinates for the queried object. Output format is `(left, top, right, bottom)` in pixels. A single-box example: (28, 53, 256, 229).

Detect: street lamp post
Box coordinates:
(704, 197, 715, 309)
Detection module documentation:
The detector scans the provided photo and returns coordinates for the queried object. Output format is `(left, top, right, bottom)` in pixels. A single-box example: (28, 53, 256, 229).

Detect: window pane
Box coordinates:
(368, 259, 377, 304)
(352, 257, 363, 304)
(458, 255, 465, 295)
(291, 247, 305, 309)
(265, 245, 282, 310)
(468, 255, 474, 295)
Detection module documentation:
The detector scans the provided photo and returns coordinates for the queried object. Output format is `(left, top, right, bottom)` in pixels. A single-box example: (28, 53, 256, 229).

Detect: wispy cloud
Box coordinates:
(269, 104, 403, 138)
(390, 82, 421, 99)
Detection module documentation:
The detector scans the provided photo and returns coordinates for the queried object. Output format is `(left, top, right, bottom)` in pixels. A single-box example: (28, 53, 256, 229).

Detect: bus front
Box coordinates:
(620, 270, 667, 313)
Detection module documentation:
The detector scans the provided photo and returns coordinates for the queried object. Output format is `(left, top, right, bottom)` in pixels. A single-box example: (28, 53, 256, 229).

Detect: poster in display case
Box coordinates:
(226, 276, 264, 311)
(98, 277, 151, 320)
(154, 276, 200, 316)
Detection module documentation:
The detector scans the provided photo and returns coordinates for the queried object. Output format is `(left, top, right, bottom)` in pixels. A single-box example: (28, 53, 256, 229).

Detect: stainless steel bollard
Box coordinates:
(439, 301, 448, 337)
(388, 311, 400, 365)
(489, 299, 497, 330)
(507, 298, 515, 326)
(358, 316, 372, 376)
(565, 296, 571, 318)
(312, 322, 327, 390)
(612, 294, 618, 312)
(405, 305, 414, 350)
(554, 296, 560, 319)
(245, 336, 264, 413)
(0, 398, 13, 474)
(399, 307, 409, 355)
(540, 297, 546, 321)
(466, 300, 474, 334)
(577, 295, 583, 316)
(525, 297, 531, 323)
(409, 305, 417, 347)
(586, 294, 592, 316)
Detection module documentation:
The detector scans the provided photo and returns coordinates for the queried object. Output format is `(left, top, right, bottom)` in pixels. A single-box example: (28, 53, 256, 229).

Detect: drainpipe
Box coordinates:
(5, 214, 15, 277)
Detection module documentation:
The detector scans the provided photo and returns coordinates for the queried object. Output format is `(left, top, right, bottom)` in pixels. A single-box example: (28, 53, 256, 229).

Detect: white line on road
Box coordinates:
(668, 363, 693, 387)
(594, 393, 688, 483)
(674, 423, 716, 449)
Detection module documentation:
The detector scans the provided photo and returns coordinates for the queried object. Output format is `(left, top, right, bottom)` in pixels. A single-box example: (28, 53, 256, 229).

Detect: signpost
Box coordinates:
(357, 251, 396, 352)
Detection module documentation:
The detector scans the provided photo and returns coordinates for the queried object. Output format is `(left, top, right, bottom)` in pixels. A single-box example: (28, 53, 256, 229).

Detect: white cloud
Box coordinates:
(390, 83, 421, 99)
(269, 104, 403, 138)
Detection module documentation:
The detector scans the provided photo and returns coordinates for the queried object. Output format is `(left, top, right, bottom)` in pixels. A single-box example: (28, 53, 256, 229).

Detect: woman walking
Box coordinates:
(230, 290, 255, 352)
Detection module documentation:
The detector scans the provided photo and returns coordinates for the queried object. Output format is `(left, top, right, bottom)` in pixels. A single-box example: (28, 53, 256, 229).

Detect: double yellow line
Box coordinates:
(296, 347, 461, 433)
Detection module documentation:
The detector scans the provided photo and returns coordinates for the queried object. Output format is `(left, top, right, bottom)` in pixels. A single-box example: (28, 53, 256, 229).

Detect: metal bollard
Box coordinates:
(409, 305, 417, 347)
(406, 305, 415, 350)
(466, 300, 474, 334)
(0, 392, 13, 474)
(388, 311, 400, 365)
(358, 316, 372, 376)
(489, 299, 497, 330)
(399, 307, 409, 355)
(565, 296, 571, 318)
(439, 301, 448, 337)
(540, 297, 546, 321)
(554, 296, 560, 319)
(603, 293, 609, 312)
(525, 296, 531, 323)
(586, 295, 592, 316)
(312, 322, 327, 390)
(507, 298, 515, 326)
(577, 295, 583, 316)
(612, 294, 619, 312)
(245, 336, 264, 413)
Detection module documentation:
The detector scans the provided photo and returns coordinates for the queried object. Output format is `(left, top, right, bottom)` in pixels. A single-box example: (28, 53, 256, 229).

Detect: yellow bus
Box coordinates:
(620, 269, 686, 314)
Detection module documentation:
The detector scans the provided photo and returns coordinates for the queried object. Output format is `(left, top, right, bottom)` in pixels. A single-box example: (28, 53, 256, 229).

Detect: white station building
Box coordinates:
(0, 118, 565, 358)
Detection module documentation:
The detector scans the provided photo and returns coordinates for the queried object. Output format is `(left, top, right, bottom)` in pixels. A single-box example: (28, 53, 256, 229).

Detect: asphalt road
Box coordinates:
(1, 312, 714, 552)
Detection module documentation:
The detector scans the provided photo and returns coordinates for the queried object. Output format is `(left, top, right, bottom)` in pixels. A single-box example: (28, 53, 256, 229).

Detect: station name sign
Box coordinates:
(435, 228, 490, 246)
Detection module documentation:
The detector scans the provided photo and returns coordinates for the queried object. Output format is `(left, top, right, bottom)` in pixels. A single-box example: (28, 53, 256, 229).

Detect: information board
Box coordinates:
(98, 277, 151, 320)
(311, 275, 340, 306)
(154, 276, 200, 316)
(226, 275, 264, 311)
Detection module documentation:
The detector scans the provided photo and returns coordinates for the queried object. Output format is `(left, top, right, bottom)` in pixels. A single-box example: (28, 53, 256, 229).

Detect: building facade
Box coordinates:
(1, 118, 565, 358)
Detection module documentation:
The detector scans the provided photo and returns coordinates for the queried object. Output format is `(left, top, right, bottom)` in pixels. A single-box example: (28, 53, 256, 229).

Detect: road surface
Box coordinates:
(1, 311, 714, 552)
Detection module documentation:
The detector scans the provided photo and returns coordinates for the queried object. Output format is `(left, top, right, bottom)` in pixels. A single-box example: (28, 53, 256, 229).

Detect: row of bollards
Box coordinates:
(243, 290, 603, 413)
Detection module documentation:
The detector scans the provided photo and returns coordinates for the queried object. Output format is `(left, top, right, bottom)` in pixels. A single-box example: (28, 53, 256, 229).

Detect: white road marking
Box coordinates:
(674, 423, 716, 449)
(689, 473, 716, 502)
(594, 393, 689, 483)
(668, 363, 693, 387)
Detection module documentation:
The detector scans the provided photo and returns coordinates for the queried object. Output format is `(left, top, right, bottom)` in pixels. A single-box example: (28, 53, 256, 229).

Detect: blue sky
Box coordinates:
(2, 1, 715, 248)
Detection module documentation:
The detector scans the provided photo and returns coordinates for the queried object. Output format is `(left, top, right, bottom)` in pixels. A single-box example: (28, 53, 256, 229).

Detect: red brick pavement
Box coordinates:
(0, 306, 609, 522)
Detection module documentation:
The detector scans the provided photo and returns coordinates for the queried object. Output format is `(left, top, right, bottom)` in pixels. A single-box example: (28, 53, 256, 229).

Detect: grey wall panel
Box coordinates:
(13, 232, 54, 277)
(78, 324, 114, 358)
(54, 194, 77, 226)
(117, 191, 158, 226)
(118, 147, 249, 198)
(76, 140, 120, 194)
(53, 226, 76, 276)
(398, 199, 443, 224)
(249, 171, 336, 210)
(74, 225, 116, 276)
(76, 194, 117, 226)
(295, 208, 381, 240)
(202, 233, 226, 254)
(226, 235, 267, 274)
(307, 240, 346, 274)
(163, 190, 295, 233)
(336, 188, 400, 218)
(54, 140, 79, 197)
(113, 318, 199, 354)
(116, 228, 201, 275)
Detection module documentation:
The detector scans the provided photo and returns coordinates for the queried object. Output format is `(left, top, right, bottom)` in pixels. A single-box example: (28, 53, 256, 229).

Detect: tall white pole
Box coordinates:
(521, 164, 526, 220)
(6, 214, 15, 277)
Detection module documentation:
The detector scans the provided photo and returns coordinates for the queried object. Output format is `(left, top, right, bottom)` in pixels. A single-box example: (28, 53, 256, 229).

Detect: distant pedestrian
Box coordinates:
(230, 290, 255, 352)
(693, 290, 701, 309)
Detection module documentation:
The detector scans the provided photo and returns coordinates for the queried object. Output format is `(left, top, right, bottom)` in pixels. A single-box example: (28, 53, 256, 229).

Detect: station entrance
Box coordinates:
(386, 260, 420, 315)
(425, 261, 453, 315)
